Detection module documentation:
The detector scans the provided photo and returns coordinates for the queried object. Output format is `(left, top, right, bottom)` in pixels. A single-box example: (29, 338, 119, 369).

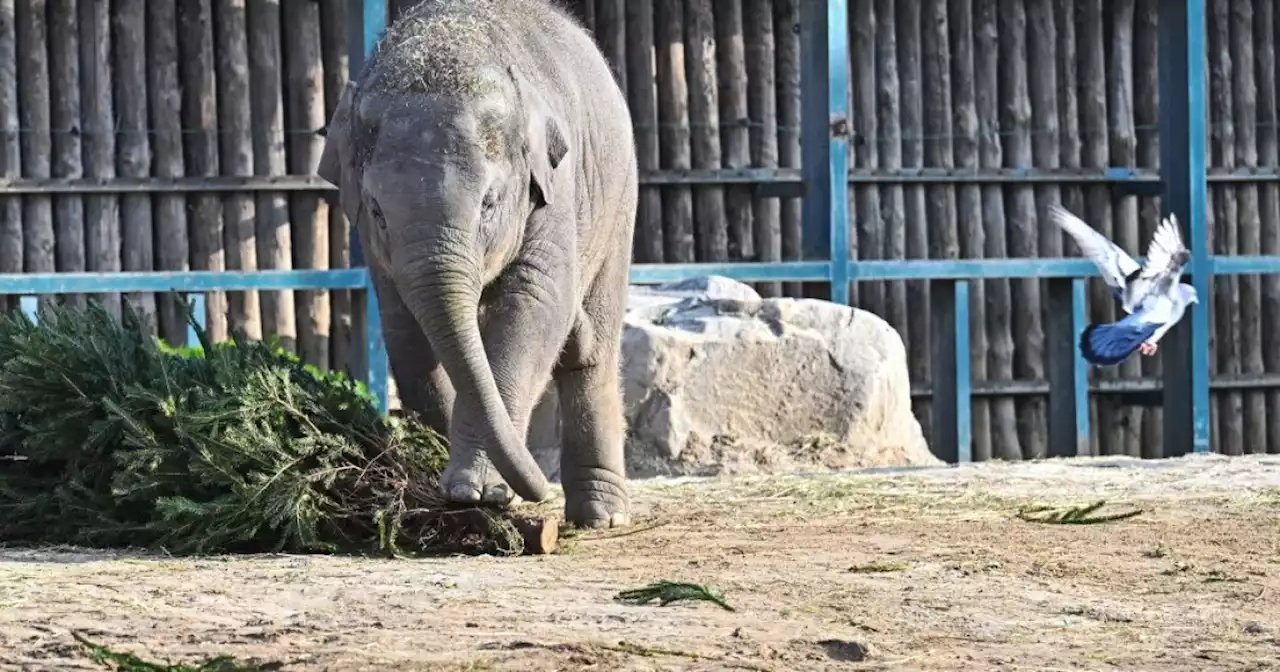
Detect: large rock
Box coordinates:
(527, 276, 940, 481)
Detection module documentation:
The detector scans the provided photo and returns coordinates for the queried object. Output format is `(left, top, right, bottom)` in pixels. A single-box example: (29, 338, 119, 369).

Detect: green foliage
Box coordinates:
(614, 581, 737, 612)
(72, 631, 278, 672)
(0, 299, 525, 557)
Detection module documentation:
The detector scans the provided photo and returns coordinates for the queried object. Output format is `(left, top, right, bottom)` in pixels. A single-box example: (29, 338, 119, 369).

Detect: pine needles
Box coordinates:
(0, 300, 534, 557)
(614, 581, 737, 612)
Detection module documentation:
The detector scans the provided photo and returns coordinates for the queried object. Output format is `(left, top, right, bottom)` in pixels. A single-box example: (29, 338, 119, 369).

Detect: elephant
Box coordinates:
(316, 0, 638, 529)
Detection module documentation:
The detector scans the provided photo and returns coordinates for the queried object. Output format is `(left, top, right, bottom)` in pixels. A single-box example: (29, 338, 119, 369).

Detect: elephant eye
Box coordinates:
(481, 189, 498, 214)
(367, 198, 387, 230)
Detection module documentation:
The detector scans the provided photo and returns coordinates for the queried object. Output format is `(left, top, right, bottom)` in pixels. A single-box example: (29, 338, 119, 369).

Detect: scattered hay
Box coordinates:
(847, 560, 910, 573)
(614, 580, 736, 612)
(1015, 500, 1145, 525)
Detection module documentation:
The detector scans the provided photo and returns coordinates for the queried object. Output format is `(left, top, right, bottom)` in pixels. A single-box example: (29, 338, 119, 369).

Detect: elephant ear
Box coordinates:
(316, 83, 365, 227)
(508, 64, 569, 209)
(317, 83, 355, 188)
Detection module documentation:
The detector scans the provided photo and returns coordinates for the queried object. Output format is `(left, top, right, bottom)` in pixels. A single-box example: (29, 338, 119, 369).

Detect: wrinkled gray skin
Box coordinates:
(317, 0, 637, 528)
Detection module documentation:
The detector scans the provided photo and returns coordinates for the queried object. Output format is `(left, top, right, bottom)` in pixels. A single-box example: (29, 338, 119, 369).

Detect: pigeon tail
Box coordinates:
(1079, 314, 1164, 367)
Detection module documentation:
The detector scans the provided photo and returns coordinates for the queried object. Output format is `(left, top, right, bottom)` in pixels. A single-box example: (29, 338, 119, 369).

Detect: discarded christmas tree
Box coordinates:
(0, 300, 554, 556)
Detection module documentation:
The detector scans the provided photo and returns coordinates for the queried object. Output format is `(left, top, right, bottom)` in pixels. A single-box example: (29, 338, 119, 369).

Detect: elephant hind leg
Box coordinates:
(555, 273, 630, 530)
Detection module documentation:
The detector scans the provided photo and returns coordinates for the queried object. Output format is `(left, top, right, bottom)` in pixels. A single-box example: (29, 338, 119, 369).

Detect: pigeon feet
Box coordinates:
(1139, 342, 1158, 356)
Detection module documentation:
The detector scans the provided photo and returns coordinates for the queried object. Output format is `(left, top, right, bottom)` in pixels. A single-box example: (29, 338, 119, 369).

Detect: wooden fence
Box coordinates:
(0, 0, 1275, 460)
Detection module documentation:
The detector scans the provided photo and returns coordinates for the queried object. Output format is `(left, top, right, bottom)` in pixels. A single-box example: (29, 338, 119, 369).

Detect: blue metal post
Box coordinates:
(929, 279, 971, 463)
(357, 0, 389, 413)
(826, 0, 850, 306)
(1158, 0, 1211, 455)
(799, 0, 832, 298)
(1047, 278, 1091, 457)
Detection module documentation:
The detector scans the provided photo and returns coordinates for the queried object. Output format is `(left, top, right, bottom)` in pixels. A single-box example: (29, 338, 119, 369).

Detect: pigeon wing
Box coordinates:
(1047, 204, 1140, 292)
(1137, 213, 1191, 281)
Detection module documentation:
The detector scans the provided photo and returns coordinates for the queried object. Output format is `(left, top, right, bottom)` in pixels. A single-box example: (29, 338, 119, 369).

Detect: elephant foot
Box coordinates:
(562, 467, 630, 529)
(440, 453, 515, 506)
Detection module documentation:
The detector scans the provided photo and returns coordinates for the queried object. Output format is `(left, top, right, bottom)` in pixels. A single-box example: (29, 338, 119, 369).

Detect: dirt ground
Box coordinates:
(4, 453, 1280, 671)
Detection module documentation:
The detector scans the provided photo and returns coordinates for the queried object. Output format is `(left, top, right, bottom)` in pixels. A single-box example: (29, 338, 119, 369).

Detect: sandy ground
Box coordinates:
(4, 452, 1280, 671)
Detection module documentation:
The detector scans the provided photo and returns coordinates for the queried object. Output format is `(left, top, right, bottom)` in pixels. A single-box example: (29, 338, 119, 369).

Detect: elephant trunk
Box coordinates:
(401, 249, 552, 504)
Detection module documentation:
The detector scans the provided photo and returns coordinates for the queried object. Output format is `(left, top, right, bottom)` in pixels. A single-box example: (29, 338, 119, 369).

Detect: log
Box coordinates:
(897, 0, 930, 433)
(321, 0, 351, 375)
(283, 0, 331, 371)
(1108, 0, 1142, 457)
(48, 0, 83, 311)
(1209, 0, 1241, 455)
(683, 0, 728, 262)
(147, 0, 191, 346)
(595, 0, 626, 92)
(1027, 0, 1066, 455)
(654, 0, 695, 264)
(248, 0, 298, 352)
(850, 0, 882, 315)
(875, 0, 910, 400)
(80, 0, 121, 320)
(625, 0, 664, 263)
(1079, 0, 1119, 455)
(1257, 0, 1280, 453)
(999, 0, 1046, 459)
(214, 0, 262, 342)
(113, 0, 156, 332)
(975, 0, 1021, 460)
(15, 0, 54, 315)
(0, 0, 19, 313)
(1233, 0, 1266, 454)
(178, 0, 227, 343)
(745, 0, 782, 298)
(773, 0, 802, 298)
(1135, 0, 1163, 456)
(949, 0, 991, 461)
(715, 0, 753, 267)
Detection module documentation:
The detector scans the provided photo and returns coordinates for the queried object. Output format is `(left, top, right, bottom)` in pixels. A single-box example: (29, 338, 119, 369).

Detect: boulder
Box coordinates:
(526, 276, 940, 481)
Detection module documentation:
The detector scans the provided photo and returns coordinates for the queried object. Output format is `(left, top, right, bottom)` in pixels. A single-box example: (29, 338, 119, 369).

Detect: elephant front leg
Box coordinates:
(440, 263, 574, 506)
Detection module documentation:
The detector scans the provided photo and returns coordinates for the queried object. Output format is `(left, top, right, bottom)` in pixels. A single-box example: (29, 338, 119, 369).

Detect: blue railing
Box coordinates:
(0, 0, 1257, 462)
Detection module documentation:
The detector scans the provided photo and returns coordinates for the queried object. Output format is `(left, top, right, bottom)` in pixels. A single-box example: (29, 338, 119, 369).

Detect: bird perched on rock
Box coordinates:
(1047, 204, 1199, 367)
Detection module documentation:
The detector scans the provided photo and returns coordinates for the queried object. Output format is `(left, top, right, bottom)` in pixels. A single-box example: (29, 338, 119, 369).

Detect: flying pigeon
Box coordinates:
(1047, 204, 1199, 366)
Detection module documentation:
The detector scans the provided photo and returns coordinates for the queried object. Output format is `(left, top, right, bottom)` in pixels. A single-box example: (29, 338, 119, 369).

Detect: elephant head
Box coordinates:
(317, 63, 571, 504)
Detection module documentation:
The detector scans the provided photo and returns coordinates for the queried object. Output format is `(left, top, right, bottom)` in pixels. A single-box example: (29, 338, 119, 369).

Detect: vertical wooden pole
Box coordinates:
(1159, 0, 1212, 456)
(214, 0, 262, 341)
(149, 0, 191, 346)
(0, 0, 20, 313)
(115, 0, 156, 332)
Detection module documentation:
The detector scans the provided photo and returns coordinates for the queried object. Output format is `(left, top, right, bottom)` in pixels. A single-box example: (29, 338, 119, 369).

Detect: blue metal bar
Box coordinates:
(1071, 279, 1091, 454)
(0, 253, 1273, 299)
(0, 269, 369, 293)
(1158, 0, 1211, 456)
(799, 0, 832, 263)
(359, 0, 389, 413)
(953, 281, 972, 463)
(928, 279, 970, 463)
(826, 0, 851, 305)
(1185, 0, 1211, 455)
